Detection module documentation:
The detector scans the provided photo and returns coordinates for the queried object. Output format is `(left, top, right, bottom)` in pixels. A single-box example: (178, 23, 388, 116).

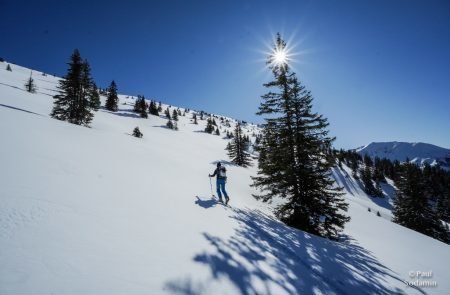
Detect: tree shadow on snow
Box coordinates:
(332, 167, 393, 211)
(0, 82, 25, 91)
(165, 208, 424, 295)
(0, 103, 44, 117)
(352, 179, 394, 211)
(331, 167, 362, 197)
(101, 109, 141, 119)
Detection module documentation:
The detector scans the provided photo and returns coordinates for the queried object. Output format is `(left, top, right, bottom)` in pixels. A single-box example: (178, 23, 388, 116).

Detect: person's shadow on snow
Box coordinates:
(195, 196, 217, 209)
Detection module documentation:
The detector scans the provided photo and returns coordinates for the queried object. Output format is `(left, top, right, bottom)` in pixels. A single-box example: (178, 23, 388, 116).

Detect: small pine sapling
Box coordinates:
(132, 127, 143, 138)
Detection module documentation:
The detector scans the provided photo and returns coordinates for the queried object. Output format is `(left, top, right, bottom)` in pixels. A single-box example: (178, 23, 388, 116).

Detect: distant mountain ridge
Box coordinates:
(357, 141, 450, 168)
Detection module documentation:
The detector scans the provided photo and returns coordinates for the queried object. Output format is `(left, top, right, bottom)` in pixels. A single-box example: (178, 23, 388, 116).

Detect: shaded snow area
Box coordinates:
(357, 142, 450, 169)
(1, 61, 449, 294)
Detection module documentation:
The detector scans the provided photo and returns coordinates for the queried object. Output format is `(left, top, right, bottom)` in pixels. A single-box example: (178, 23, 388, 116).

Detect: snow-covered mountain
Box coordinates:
(1, 60, 449, 295)
(357, 141, 450, 168)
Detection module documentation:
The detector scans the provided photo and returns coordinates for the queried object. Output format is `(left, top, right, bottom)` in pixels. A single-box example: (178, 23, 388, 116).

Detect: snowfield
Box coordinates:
(1, 61, 449, 295)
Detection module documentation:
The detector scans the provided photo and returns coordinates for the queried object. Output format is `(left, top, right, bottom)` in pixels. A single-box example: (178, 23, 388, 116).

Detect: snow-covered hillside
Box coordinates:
(357, 142, 450, 169)
(1, 61, 449, 295)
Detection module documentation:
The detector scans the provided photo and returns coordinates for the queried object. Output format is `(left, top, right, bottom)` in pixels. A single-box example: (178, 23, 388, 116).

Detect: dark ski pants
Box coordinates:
(216, 178, 229, 200)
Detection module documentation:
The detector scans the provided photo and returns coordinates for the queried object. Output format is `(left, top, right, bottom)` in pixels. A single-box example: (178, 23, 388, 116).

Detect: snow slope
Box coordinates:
(357, 142, 450, 168)
(1, 61, 449, 295)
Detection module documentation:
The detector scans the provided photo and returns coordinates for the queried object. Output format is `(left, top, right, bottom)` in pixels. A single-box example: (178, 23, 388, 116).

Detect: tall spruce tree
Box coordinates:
(140, 103, 148, 118)
(393, 163, 449, 244)
(149, 100, 159, 116)
(192, 113, 198, 124)
(251, 34, 349, 240)
(137, 96, 148, 118)
(172, 109, 179, 121)
(226, 122, 252, 167)
(205, 118, 214, 133)
(165, 107, 171, 119)
(105, 80, 119, 112)
(24, 73, 37, 93)
(89, 83, 101, 111)
(360, 166, 382, 197)
(133, 95, 143, 112)
(436, 189, 450, 222)
(50, 49, 96, 126)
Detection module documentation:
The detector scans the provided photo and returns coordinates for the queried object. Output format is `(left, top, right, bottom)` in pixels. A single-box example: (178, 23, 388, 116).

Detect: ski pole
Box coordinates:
(209, 176, 214, 198)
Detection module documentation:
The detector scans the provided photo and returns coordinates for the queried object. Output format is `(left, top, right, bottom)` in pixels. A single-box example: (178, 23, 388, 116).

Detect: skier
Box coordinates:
(209, 162, 230, 205)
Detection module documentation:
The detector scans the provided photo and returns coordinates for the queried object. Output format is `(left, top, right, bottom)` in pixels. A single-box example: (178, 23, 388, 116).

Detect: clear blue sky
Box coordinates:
(2, 0, 449, 149)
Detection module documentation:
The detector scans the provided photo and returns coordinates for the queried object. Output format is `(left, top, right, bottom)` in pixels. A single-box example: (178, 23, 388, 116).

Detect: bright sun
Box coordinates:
(258, 32, 308, 73)
(273, 49, 288, 65)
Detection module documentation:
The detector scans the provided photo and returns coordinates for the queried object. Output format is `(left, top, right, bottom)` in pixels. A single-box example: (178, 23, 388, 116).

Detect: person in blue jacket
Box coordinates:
(209, 162, 229, 204)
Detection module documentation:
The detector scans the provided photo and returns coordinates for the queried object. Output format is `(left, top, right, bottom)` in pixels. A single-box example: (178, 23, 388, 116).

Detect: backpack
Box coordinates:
(218, 167, 227, 179)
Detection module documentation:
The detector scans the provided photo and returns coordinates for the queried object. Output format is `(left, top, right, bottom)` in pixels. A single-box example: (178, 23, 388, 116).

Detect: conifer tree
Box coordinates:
(166, 118, 177, 130)
(172, 109, 178, 121)
(149, 100, 159, 116)
(226, 122, 252, 167)
(360, 166, 382, 197)
(132, 127, 143, 138)
(166, 119, 174, 129)
(192, 113, 198, 124)
(165, 107, 171, 119)
(375, 180, 383, 197)
(364, 154, 373, 167)
(350, 159, 359, 179)
(133, 95, 147, 118)
(373, 157, 386, 183)
(393, 163, 449, 244)
(139, 98, 148, 118)
(215, 128, 220, 136)
(251, 34, 349, 240)
(133, 95, 143, 112)
(6, 64, 12, 71)
(148, 101, 153, 115)
(204, 118, 214, 133)
(77, 61, 96, 124)
(254, 134, 261, 145)
(24, 73, 37, 93)
(105, 80, 119, 112)
(158, 101, 162, 112)
(50, 49, 96, 126)
(437, 191, 450, 222)
(89, 83, 101, 111)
